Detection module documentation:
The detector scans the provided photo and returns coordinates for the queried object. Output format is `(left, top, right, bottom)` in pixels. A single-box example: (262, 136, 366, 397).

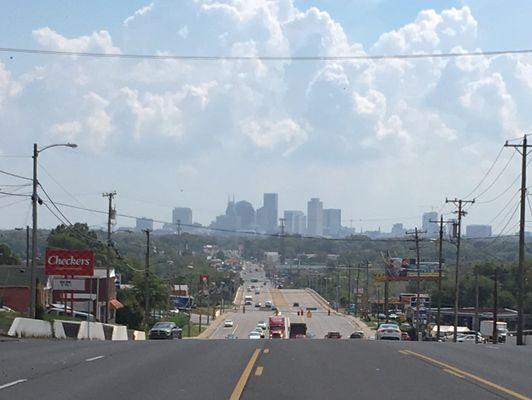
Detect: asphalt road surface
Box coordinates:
(1, 339, 530, 400)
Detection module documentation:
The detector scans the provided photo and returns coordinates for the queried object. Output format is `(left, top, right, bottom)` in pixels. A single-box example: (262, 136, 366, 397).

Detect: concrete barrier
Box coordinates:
(111, 325, 128, 341)
(133, 330, 146, 340)
(77, 321, 105, 340)
(52, 320, 67, 339)
(8, 317, 52, 338)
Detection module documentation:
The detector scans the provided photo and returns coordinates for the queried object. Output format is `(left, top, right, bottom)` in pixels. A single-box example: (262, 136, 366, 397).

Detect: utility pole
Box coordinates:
(504, 135, 530, 346)
(347, 264, 352, 307)
(102, 191, 116, 323)
(143, 229, 151, 329)
(279, 218, 286, 265)
(336, 267, 340, 312)
(492, 267, 499, 345)
(176, 219, 182, 256)
(475, 265, 480, 344)
(30, 143, 38, 319)
(365, 261, 370, 317)
(406, 228, 426, 341)
(446, 197, 475, 342)
(430, 215, 453, 341)
(355, 266, 360, 317)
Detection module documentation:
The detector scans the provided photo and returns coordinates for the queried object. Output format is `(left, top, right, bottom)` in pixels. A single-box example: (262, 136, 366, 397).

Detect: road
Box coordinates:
(210, 264, 368, 339)
(1, 339, 530, 399)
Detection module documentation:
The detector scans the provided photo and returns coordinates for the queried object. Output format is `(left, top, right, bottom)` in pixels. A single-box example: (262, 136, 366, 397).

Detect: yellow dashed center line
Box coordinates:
(255, 366, 264, 376)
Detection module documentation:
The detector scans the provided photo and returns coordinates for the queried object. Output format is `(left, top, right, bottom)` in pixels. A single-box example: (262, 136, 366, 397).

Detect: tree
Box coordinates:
(0, 243, 20, 264)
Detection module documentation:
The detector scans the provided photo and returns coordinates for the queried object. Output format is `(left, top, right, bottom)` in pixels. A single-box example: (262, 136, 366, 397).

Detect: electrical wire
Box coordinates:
(38, 162, 87, 209)
(488, 190, 521, 226)
(473, 151, 516, 201)
(0, 191, 31, 198)
(3, 46, 532, 61)
(0, 169, 32, 181)
(463, 146, 505, 199)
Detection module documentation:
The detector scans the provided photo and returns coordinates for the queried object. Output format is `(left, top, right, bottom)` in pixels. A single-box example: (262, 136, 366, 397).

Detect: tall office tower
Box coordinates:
(235, 200, 255, 230)
(261, 193, 278, 233)
(323, 208, 342, 237)
(422, 211, 439, 237)
(172, 207, 193, 225)
(284, 210, 306, 235)
(307, 198, 323, 237)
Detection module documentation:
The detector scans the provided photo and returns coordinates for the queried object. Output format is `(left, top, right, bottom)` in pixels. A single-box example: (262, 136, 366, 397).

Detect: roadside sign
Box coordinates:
(45, 248, 94, 276)
(52, 278, 85, 291)
(200, 274, 209, 284)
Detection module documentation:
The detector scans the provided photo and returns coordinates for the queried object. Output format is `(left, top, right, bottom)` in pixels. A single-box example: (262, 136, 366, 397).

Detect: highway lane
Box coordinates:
(243, 340, 532, 400)
(2, 340, 530, 400)
(0, 340, 264, 400)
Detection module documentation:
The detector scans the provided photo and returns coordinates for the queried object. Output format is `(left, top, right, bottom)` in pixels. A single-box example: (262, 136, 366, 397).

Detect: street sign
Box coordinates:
(200, 274, 209, 284)
(45, 248, 94, 276)
(52, 278, 85, 291)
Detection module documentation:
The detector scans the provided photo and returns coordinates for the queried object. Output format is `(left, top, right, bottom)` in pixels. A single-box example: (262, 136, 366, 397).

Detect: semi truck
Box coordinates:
(480, 320, 508, 343)
(269, 316, 289, 339)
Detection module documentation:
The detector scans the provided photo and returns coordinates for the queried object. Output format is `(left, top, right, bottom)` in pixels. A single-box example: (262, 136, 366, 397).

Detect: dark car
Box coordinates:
(293, 302, 300, 307)
(325, 331, 342, 339)
(149, 322, 182, 340)
(349, 331, 364, 339)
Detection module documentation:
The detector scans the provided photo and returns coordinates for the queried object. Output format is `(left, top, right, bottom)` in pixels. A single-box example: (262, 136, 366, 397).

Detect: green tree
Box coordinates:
(0, 243, 20, 264)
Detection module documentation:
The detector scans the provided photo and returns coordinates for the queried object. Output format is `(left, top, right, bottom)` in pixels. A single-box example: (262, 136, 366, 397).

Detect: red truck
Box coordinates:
(268, 316, 288, 339)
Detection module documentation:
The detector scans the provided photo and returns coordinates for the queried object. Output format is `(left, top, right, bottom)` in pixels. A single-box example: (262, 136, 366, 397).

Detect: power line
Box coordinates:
(0, 191, 31, 198)
(473, 150, 516, 201)
(463, 146, 505, 199)
(3, 46, 532, 61)
(0, 169, 32, 181)
(39, 162, 87, 209)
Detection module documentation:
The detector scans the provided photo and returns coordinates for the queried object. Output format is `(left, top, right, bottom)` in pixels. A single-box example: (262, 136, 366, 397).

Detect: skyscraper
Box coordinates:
(307, 198, 323, 237)
(422, 211, 438, 237)
(323, 208, 341, 237)
(257, 193, 278, 233)
(284, 210, 306, 235)
(234, 200, 255, 230)
(173, 207, 192, 225)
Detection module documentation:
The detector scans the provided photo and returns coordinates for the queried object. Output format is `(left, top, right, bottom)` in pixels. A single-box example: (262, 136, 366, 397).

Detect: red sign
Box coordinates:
(45, 248, 94, 276)
(200, 274, 208, 284)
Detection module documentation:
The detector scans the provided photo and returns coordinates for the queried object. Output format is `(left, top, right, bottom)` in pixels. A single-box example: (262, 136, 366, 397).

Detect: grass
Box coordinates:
(182, 324, 206, 338)
(0, 312, 20, 334)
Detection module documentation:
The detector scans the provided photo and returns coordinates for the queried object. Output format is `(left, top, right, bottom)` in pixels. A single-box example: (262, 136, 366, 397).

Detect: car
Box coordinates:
(46, 307, 96, 321)
(401, 332, 411, 341)
(255, 326, 266, 338)
(257, 320, 268, 330)
(224, 319, 234, 328)
(325, 331, 342, 339)
(255, 291, 260, 295)
(293, 302, 300, 307)
(349, 331, 364, 339)
(244, 301, 253, 306)
(376, 324, 402, 340)
(225, 334, 238, 339)
(248, 331, 262, 339)
(149, 322, 182, 339)
(457, 333, 485, 343)
(264, 300, 272, 307)
(306, 331, 316, 339)
(254, 302, 262, 308)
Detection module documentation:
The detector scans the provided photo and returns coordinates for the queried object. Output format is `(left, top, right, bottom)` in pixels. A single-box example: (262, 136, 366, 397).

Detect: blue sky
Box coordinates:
(1, 0, 531, 234)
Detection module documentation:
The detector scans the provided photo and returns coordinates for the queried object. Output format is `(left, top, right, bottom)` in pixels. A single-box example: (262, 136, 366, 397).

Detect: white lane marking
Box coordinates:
(232, 324, 239, 335)
(0, 379, 27, 390)
(85, 355, 105, 362)
(486, 345, 499, 349)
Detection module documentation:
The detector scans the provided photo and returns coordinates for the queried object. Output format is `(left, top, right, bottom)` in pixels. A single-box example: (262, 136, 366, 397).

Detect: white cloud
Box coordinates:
(32, 27, 120, 53)
(240, 117, 307, 155)
(123, 3, 155, 26)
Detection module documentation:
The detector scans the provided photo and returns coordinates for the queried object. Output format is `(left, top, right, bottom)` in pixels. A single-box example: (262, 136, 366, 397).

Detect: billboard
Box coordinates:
(45, 248, 94, 276)
(379, 258, 443, 281)
(52, 278, 85, 291)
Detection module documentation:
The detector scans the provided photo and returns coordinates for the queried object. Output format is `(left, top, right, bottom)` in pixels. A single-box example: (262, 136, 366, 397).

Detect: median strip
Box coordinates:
(0, 379, 27, 390)
(399, 349, 531, 400)
(229, 348, 261, 400)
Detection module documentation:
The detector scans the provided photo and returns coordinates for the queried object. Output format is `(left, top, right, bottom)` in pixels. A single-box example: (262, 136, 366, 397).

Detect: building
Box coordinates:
(323, 208, 341, 237)
(422, 212, 438, 237)
(284, 210, 306, 235)
(136, 217, 154, 231)
(172, 207, 192, 225)
(391, 223, 405, 237)
(307, 198, 323, 236)
(0, 265, 47, 314)
(257, 193, 278, 233)
(234, 200, 255, 230)
(466, 224, 492, 238)
(212, 198, 241, 231)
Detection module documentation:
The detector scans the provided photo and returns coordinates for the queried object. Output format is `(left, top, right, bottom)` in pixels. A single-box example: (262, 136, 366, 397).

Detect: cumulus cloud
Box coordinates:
(240, 118, 307, 155)
(32, 27, 120, 53)
(123, 2, 155, 26)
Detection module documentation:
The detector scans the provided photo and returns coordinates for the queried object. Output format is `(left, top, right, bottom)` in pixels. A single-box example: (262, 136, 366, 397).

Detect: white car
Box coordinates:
(257, 320, 267, 330)
(457, 333, 485, 343)
(224, 319, 234, 328)
(376, 324, 401, 340)
(248, 331, 262, 339)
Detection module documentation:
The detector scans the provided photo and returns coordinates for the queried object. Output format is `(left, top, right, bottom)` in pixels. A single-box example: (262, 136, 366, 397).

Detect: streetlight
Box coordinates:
(30, 142, 77, 319)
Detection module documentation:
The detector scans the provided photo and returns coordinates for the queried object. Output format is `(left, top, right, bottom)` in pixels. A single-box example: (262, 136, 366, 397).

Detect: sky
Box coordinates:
(1, 0, 532, 234)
